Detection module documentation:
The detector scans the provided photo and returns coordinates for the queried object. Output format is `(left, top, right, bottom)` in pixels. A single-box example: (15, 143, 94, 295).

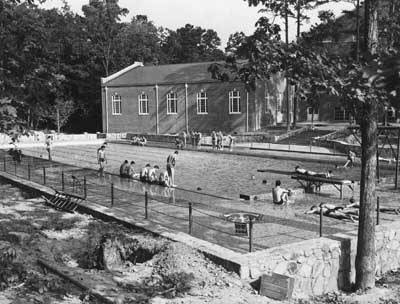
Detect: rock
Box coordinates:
(149, 297, 168, 304)
(98, 236, 126, 271)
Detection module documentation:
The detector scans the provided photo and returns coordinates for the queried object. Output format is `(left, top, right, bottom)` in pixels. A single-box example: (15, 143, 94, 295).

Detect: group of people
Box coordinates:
(190, 131, 202, 148)
(118, 150, 178, 188)
(306, 198, 400, 222)
(131, 136, 147, 146)
(211, 131, 235, 151)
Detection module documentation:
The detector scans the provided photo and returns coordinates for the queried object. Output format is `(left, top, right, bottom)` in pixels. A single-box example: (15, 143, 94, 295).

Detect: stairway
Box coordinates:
(42, 191, 84, 213)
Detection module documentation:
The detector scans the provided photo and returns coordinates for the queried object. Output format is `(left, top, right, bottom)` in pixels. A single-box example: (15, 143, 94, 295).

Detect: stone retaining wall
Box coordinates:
(241, 220, 400, 299)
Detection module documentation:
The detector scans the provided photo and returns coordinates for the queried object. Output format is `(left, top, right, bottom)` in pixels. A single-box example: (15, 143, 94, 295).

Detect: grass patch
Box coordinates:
(40, 213, 81, 231)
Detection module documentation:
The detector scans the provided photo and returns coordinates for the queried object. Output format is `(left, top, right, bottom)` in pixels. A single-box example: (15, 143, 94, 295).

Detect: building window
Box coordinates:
(112, 94, 121, 115)
(138, 93, 149, 115)
(334, 107, 350, 121)
(229, 90, 241, 114)
(197, 91, 208, 114)
(167, 92, 178, 114)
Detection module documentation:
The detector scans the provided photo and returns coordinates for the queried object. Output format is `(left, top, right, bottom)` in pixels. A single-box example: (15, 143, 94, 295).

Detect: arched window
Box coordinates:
(138, 93, 149, 115)
(167, 92, 178, 114)
(196, 91, 208, 114)
(111, 94, 122, 115)
(229, 90, 241, 114)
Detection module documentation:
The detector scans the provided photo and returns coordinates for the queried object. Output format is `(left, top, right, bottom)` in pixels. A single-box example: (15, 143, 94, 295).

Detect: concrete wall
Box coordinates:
(242, 221, 400, 299)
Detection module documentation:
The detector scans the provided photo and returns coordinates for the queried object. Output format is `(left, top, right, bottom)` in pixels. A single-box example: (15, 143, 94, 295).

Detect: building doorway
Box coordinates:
(307, 107, 319, 122)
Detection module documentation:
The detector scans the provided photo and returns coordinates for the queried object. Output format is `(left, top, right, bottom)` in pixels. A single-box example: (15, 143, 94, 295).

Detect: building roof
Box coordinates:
(101, 61, 224, 87)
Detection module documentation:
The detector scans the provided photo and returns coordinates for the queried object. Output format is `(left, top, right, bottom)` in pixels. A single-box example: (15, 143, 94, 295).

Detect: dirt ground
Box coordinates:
(0, 183, 269, 304)
(2, 182, 400, 304)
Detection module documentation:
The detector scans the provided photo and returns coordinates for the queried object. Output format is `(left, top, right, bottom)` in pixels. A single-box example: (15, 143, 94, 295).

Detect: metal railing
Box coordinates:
(0, 154, 265, 253)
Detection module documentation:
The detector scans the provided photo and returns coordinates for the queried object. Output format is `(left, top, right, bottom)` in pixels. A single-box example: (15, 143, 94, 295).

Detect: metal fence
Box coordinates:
(0, 153, 271, 253)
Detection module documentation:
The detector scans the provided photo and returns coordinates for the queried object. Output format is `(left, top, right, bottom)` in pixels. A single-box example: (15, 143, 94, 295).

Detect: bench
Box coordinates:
(291, 174, 354, 199)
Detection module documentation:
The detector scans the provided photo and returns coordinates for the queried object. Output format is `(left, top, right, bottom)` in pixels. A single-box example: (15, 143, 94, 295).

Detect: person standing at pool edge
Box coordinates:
(97, 145, 107, 177)
(167, 151, 178, 187)
(45, 136, 52, 161)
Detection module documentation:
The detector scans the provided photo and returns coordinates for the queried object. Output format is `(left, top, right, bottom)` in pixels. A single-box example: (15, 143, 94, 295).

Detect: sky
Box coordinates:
(41, 0, 355, 48)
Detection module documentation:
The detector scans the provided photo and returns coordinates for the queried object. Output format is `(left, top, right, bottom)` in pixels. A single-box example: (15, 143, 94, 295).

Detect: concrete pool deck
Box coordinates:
(3, 145, 400, 252)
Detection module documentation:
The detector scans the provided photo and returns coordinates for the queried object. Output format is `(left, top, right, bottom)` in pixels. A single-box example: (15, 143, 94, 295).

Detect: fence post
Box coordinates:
(28, 163, 31, 180)
(14, 161, 17, 175)
(188, 202, 193, 235)
(310, 140, 312, 153)
(3, 156, 6, 172)
(319, 203, 323, 237)
(61, 171, 65, 191)
(145, 191, 148, 219)
(111, 183, 114, 207)
(377, 196, 380, 226)
(249, 218, 254, 252)
(43, 167, 46, 185)
(288, 138, 291, 151)
(83, 177, 87, 199)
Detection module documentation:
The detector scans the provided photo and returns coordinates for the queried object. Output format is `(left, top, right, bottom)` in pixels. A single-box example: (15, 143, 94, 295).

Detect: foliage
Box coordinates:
(212, 17, 341, 104)
(161, 24, 225, 63)
(0, 1, 226, 133)
(40, 214, 81, 231)
(24, 272, 68, 296)
(0, 242, 26, 291)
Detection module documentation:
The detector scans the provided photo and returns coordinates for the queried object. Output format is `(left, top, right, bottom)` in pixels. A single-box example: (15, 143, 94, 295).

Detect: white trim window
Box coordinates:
(167, 92, 178, 114)
(111, 94, 122, 115)
(138, 93, 149, 115)
(229, 90, 241, 114)
(197, 91, 208, 114)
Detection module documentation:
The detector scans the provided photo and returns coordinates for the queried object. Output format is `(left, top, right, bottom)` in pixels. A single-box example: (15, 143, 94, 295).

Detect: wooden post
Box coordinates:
(61, 171, 65, 191)
(249, 218, 254, 252)
(111, 183, 114, 207)
(288, 138, 291, 151)
(310, 140, 312, 153)
(43, 167, 46, 185)
(28, 163, 31, 180)
(188, 202, 193, 235)
(3, 156, 6, 172)
(319, 203, 323, 237)
(395, 129, 400, 189)
(145, 191, 148, 219)
(376, 197, 380, 226)
(83, 177, 87, 199)
(14, 161, 16, 175)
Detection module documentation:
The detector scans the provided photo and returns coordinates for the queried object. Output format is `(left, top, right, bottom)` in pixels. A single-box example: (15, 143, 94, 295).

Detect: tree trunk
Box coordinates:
(356, 0, 360, 62)
(355, 100, 378, 290)
(296, 0, 301, 38)
(355, 0, 379, 290)
(285, 0, 290, 131)
(293, 0, 300, 129)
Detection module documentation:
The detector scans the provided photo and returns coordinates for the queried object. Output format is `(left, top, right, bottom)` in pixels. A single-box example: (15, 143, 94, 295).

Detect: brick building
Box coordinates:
(101, 61, 295, 134)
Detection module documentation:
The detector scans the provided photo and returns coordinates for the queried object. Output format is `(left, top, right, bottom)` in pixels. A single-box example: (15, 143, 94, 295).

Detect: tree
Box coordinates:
(114, 15, 163, 67)
(82, 0, 128, 76)
(354, 0, 379, 290)
(161, 24, 225, 63)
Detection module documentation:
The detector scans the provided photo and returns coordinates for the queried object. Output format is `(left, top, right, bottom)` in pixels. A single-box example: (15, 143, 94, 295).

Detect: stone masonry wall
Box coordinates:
(242, 220, 400, 299)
